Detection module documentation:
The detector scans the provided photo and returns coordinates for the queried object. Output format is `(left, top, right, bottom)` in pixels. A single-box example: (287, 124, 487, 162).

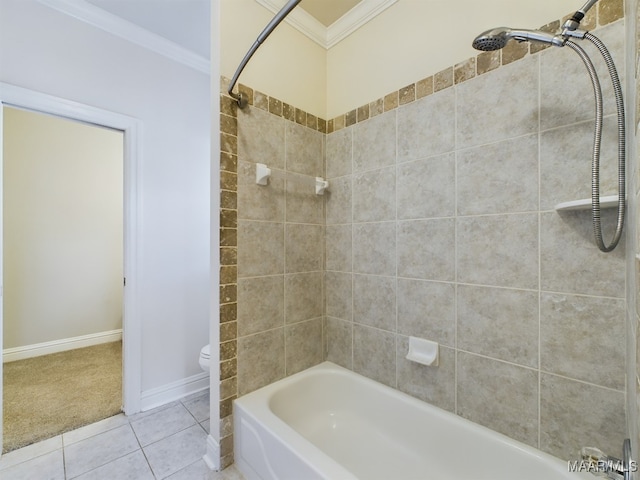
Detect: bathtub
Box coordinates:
(234, 362, 591, 480)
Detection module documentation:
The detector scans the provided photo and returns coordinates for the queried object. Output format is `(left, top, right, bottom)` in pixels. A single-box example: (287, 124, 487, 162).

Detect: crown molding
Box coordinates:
(255, 0, 397, 49)
(38, 0, 210, 74)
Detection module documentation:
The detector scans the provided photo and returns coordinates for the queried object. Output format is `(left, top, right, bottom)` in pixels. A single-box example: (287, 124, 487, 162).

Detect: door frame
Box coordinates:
(0, 82, 142, 454)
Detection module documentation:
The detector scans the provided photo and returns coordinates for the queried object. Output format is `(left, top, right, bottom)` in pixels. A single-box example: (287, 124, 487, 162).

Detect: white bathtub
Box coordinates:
(234, 362, 591, 480)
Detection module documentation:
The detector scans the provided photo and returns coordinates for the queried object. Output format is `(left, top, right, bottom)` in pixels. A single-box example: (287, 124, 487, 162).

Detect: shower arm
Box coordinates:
(227, 0, 302, 108)
(563, 0, 599, 32)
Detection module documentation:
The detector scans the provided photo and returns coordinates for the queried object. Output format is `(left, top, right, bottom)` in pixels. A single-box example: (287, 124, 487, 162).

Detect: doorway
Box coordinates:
(2, 106, 124, 452)
(0, 83, 142, 457)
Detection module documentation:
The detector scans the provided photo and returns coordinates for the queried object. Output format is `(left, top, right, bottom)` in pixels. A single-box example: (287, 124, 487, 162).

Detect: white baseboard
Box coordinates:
(140, 371, 210, 412)
(203, 434, 221, 471)
(3, 329, 123, 363)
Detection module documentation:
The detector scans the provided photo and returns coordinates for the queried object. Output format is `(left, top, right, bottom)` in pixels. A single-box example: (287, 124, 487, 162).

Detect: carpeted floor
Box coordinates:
(2, 341, 122, 453)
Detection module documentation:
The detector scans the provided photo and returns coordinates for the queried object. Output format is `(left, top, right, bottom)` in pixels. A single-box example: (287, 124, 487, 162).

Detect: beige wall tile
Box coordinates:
(540, 22, 624, 130)
(397, 339, 455, 412)
(457, 135, 538, 215)
(397, 279, 455, 347)
(457, 285, 538, 367)
(326, 317, 353, 368)
(285, 318, 323, 375)
(457, 214, 539, 290)
(326, 127, 353, 179)
(237, 329, 285, 395)
(353, 274, 396, 331)
(325, 224, 352, 272)
(540, 211, 625, 298)
(285, 172, 324, 224)
(237, 275, 284, 337)
(397, 219, 455, 281)
(457, 352, 538, 447)
(397, 89, 455, 162)
(325, 175, 352, 225)
(352, 222, 396, 276)
(237, 221, 284, 278)
(285, 121, 324, 177)
(353, 324, 396, 388)
(352, 167, 396, 222)
(541, 292, 625, 390)
(353, 112, 396, 173)
(540, 373, 625, 461)
(397, 153, 455, 220)
(325, 271, 352, 321)
(285, 223, 323, 273)
(540, 119, 619, 211)
(457, 56, 538, 149)
(284, 272, 323, 324)
(237, 161, 285, 222)
(237, 106, 285, 169)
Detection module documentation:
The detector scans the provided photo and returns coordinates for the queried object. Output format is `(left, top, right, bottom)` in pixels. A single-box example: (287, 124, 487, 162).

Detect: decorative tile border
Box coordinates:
(219, 89, 239, 470)
(222, 1, 622, 137)
(328, 0, 622, 133)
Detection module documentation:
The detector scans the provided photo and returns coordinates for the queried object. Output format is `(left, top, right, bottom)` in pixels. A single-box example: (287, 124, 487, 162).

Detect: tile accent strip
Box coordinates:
(219, 87, 238, 470)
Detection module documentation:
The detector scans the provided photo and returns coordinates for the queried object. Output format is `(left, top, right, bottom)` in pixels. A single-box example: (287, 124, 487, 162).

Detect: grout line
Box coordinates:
(537, 50, 543, 451)
(453, 80, 459, 416)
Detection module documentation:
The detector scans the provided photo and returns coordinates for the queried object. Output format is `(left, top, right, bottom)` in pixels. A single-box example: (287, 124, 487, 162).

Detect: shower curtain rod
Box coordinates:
(227, 0, 302, 109)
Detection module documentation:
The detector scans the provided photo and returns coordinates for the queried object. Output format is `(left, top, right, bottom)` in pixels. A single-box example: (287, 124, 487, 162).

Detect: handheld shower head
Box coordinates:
(472, 27, 565, 51)
(472, 27, 510, 51)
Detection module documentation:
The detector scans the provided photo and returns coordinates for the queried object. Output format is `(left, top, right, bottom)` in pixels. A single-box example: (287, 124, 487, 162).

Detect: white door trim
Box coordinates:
(0, 83, 143, 438)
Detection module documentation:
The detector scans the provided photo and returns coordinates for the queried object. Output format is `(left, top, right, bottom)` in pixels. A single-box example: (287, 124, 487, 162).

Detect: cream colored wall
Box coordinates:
(3, 107, 123, 349)
(222, 1, 587, 119)
(326, 0, 586, 118)
(221, 0, 327, 118)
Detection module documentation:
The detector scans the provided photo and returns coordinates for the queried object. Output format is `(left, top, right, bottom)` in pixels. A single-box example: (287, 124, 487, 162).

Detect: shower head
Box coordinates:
(472, 27, 565, 51)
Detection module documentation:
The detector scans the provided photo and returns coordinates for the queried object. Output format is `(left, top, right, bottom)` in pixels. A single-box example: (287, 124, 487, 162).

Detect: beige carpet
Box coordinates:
(3, 341, 122, 453)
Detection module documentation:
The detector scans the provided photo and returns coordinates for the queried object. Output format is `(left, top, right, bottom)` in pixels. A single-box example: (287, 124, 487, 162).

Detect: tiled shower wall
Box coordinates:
(234, 98, 325, 396)
(218, 86, 327, 468)
(221, 0, 630, 466)
(324, 16, 627, 461)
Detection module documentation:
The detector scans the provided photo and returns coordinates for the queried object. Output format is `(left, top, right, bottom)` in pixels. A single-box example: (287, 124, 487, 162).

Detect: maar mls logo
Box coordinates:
(567, 459, 638, 474)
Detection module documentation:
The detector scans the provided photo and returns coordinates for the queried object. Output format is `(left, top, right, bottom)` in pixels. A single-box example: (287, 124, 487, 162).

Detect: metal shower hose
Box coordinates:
(565, 34, 625, 252)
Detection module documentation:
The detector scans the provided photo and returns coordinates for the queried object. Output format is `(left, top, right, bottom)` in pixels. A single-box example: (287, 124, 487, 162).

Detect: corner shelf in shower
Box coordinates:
(554, 195, 619, 211)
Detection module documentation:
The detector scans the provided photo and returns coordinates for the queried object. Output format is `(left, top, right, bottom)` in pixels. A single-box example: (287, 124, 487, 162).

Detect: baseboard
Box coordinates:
(3, 329, 123, 363)
(140, 371, 210, 412)
(203, 434, 221, 471)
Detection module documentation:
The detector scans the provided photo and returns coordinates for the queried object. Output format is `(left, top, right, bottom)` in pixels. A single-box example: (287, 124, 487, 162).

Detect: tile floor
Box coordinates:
(0, 390, 245, 479)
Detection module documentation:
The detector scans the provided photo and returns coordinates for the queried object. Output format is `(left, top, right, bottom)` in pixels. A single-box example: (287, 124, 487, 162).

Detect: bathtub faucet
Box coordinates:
(576, 439, 633, 480)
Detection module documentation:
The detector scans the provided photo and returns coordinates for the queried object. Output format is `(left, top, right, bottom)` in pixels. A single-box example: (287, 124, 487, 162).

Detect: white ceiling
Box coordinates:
(81, 0, 375, 58)
(85, 0, 211, 58)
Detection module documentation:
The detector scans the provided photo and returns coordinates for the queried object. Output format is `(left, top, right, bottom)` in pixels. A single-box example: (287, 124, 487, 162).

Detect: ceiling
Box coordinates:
(299, 0, 362, 27)
(82, 0, 379, 58)
(84, 0, 211, 58)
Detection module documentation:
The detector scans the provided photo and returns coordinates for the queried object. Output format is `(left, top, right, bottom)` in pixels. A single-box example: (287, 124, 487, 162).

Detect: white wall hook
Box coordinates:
(406, 336, 439, 367)
(255, 163, 271, 186)
(315, 177, 328, 195)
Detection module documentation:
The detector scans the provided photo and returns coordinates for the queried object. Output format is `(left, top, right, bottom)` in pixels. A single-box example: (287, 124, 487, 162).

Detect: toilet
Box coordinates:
(199, 344, 210, 372)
